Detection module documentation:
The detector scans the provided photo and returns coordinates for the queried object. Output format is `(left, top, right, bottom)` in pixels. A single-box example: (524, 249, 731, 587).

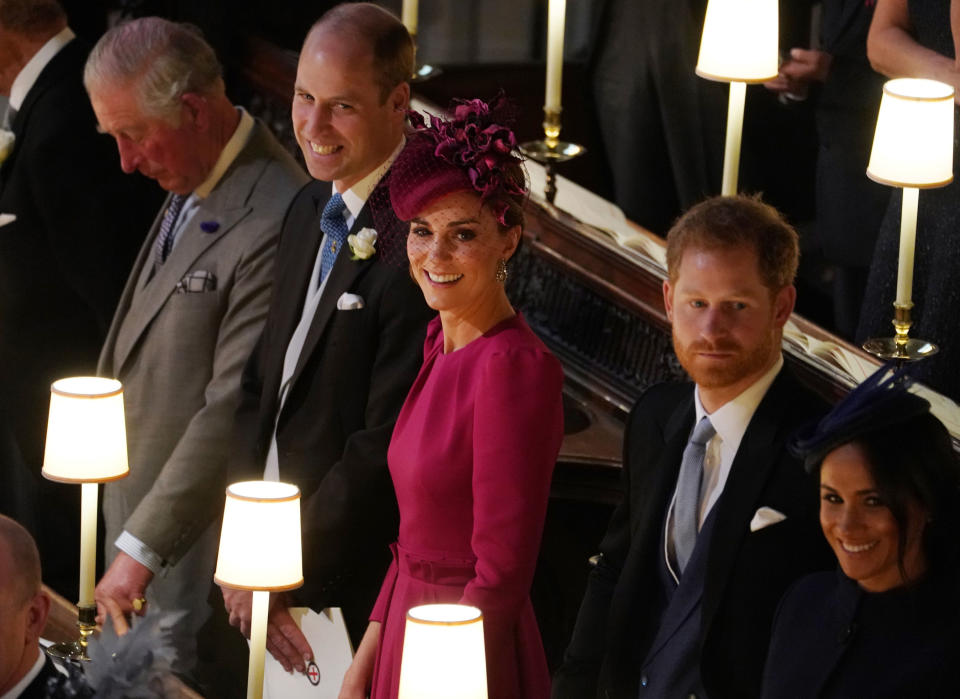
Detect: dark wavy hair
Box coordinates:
(817, 414, 960, 577)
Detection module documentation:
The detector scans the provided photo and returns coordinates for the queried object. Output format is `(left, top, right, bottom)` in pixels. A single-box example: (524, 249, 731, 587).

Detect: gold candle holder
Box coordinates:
(519, 107, 585, 204)
(48, 605, 97, 661)
(862, 302, 938, 362)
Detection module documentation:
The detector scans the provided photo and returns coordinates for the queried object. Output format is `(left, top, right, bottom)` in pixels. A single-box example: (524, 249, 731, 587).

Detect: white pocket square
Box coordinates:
(750, 506, 787, 532)
(0, 213, 16, 227)
(336, 292, 364, 310)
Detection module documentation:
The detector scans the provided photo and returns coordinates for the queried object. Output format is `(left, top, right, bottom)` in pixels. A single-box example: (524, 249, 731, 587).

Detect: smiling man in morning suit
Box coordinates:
(222, 2, 433, 675)
(553, 195, 834, 699)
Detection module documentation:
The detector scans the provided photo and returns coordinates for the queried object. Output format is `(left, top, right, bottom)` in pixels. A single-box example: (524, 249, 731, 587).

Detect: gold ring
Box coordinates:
(131, 597, 147, 612)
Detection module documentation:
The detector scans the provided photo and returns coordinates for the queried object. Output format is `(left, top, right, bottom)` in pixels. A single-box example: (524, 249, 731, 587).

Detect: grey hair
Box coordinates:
(0, 0, 65, 37)
(0, 515, 41, 606)
(84, 17, 224, 124)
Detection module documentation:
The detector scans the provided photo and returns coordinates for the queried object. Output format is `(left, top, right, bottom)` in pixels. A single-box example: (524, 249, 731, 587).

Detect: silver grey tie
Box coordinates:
(673, 417, 715, 573)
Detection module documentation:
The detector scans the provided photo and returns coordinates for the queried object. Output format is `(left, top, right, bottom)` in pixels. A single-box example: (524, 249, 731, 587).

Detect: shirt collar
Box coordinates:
(9, 27, 75, 111)
(193, 107, 255, 199)
(339, 136, 405, 221)
(694, 353, 784, 453)
(0, 647, 45, 699)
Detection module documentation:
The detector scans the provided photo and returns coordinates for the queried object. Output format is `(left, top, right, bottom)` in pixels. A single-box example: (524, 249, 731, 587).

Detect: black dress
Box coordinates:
(761, 568, 960, 698)
(857, 0, 960, 401)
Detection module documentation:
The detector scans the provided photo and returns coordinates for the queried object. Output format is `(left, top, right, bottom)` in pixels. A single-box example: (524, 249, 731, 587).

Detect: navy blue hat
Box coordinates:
(790, 364, 931, 472)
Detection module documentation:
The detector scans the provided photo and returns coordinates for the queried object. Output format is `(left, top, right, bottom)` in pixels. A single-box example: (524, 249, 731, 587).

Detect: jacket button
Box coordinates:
(640, 674, 649, 688)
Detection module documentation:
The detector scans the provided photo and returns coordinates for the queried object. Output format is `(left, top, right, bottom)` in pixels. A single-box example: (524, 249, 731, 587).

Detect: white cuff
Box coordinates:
(114, 530, 164, 574)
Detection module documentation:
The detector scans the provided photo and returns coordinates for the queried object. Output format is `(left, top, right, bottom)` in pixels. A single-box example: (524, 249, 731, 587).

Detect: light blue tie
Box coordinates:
(319, 193, 348, 284)
(672, 417, 716, 574)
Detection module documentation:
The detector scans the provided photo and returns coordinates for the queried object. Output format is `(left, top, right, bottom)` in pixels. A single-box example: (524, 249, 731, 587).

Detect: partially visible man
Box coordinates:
(0, 514, 58, 698)
(0, 0, 162, 598)
(85, 17, 307, 673)
(553, 196, 834, 698)
(224, 2, 433, 673)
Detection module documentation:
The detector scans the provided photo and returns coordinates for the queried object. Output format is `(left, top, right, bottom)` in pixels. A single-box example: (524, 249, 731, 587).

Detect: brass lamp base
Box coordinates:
(46, 605, 96, 662)
(862, 302, 939, 362)
(862, 336, 938, 361)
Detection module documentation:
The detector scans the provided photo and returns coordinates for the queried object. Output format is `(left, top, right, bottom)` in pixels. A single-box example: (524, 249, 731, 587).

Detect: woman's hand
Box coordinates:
(338, 621, 381, 699)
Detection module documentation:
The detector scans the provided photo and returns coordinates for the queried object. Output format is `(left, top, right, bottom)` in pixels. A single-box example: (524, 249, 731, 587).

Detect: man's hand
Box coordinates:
(221, 587, 315, 674)
(765, 48, 833, 99)
(95, 552, 154, 632)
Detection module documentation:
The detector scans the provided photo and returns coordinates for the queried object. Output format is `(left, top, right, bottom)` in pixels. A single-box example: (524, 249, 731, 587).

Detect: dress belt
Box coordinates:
(392, 542, 476, 586)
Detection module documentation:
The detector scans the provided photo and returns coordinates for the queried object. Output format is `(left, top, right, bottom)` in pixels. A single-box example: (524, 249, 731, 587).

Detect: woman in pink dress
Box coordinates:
(338, 97, 564, 699)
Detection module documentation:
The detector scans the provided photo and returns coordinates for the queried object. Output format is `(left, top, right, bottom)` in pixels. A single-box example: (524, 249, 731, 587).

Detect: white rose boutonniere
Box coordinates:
(348, 227, 378, 260)
(0, 129, 15, 164)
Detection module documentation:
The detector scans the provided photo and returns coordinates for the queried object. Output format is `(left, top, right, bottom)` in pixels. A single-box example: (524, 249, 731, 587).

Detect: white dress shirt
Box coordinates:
(8, 27, 75, 113)
(262, 138, 404, 481)
(664, 355, 784, 580)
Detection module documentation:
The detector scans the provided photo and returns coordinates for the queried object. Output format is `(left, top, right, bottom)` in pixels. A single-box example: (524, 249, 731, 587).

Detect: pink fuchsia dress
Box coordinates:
(369, 313, 564, 698)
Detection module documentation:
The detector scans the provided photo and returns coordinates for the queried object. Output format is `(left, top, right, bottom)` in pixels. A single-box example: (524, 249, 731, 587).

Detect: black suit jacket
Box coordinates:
(17, 655, 63, 698)
(554, 368, 834, 699)
(231, 178, 433, 642)
(0, 37, 161, 597)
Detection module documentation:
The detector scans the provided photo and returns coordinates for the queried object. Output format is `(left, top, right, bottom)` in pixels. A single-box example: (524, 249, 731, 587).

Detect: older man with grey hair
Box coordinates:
(0, 515, 59, 698)
(85, 17, 307, 674)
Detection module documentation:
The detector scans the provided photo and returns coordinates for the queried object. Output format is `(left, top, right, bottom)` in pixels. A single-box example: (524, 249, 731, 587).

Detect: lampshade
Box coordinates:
(215, 481, 303, 591)
(696, 0, 779, 82)
(42, 377, 128, 483)
(867, 78, 955, 188)
(398, 604, 487, 699)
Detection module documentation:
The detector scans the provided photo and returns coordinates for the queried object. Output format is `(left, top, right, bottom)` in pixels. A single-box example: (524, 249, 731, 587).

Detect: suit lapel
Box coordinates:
(286, 206, 376, 392)
(110, 139, 263, 373)
(701, 370, 791, 629)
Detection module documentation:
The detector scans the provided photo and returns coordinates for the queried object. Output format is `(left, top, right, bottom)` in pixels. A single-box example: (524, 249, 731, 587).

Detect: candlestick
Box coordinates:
(894, 186, 919, 307)
(78, 482, 98, 607)
(247, 590, 270, 699)
(545, 0, 566, 111)
(721, 81, 746, 196)
(402, 0, 418, 36)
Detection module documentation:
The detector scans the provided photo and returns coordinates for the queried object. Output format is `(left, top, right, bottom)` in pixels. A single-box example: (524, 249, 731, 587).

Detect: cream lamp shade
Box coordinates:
(42, 377, 128, 483)
(398, 604, 487, 699)
(867, 78, 955, 188)
(696, 0, 779, 82)
(215, 481, 303, 591)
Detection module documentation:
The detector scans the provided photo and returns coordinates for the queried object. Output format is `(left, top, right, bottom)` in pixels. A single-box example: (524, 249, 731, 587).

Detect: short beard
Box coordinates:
(673, 329, 778, 390)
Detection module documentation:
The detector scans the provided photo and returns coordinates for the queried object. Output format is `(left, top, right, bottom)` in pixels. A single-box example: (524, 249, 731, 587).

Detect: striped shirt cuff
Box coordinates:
(115, 530, 164, 574)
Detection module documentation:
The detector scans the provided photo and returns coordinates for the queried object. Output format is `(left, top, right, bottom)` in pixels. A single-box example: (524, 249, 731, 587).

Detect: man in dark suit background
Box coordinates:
(0, 0, 161, 599)
(765, 0, 889, 339)
(0, 514, 59, 698)
(553, 196, 834, 699)
(222, 2, 433, 674)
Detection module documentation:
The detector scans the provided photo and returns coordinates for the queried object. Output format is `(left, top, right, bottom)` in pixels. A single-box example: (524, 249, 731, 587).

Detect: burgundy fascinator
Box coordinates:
(390, 93, 527, 226)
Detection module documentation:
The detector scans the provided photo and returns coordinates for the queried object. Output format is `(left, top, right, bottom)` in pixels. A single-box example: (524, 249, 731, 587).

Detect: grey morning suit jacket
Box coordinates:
(98, 121, 307, 612)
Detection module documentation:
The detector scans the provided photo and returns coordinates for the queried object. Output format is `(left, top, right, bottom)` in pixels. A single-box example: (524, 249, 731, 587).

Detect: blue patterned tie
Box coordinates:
(672, 416, 716, 574)
(154, 194, 187, 267)
(319, 193, 349, 284)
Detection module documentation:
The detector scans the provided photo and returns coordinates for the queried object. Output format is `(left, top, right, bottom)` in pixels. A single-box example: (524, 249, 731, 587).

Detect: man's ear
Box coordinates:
(180, 93, 208, 131)
(772, 285, 796, 327)
(388, 81, 410, 115)
(25, 591, 50, 642)
(663, 279, 675, 322)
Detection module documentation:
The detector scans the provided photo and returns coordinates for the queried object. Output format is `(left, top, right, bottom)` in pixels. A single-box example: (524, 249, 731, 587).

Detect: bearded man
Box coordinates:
(553, 195, 834, 699)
